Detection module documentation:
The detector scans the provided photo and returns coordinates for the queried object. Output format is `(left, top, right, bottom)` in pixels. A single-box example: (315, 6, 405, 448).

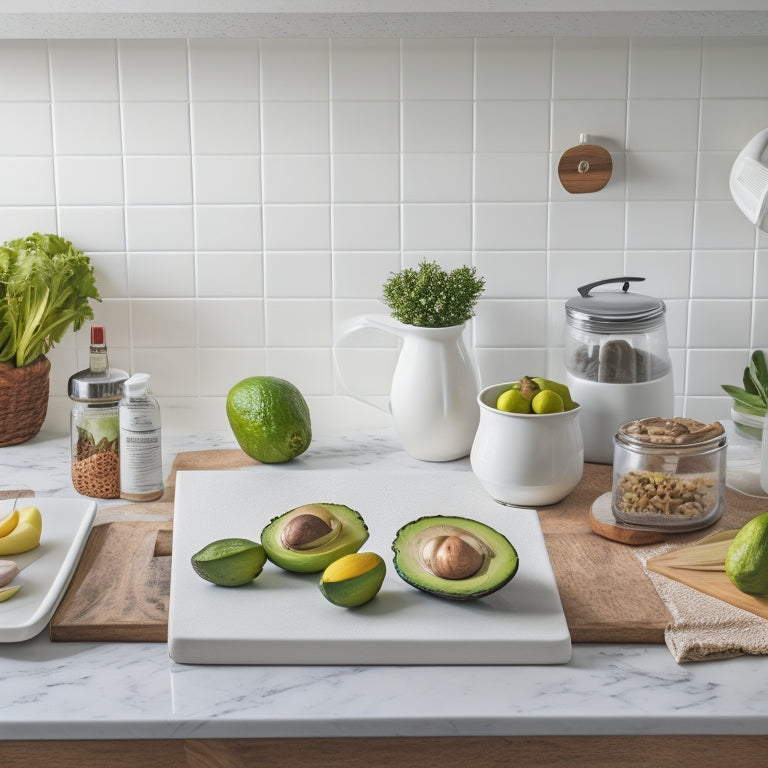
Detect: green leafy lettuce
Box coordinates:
(0, 233, 100, 368)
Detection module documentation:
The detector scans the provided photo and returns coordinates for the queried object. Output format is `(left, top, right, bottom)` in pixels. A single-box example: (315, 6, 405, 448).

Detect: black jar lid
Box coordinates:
(565, 277, 666, 333)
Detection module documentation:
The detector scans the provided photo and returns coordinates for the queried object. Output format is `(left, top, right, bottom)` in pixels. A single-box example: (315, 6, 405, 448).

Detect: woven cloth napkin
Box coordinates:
(633, 486, 768, 663)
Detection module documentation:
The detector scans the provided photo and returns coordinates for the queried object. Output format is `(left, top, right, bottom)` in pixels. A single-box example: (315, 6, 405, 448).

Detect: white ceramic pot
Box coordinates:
(470, 382, 584, 507)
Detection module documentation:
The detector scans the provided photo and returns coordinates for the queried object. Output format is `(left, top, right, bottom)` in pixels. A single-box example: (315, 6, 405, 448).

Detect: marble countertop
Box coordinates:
(1, 426, 768, 740)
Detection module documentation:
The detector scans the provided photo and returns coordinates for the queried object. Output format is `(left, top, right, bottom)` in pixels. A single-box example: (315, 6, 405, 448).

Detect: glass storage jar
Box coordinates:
(611, 417, 727, 531)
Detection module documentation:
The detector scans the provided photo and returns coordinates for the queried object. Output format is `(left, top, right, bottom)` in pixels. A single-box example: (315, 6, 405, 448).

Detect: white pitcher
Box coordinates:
(335, 314, 480, 462)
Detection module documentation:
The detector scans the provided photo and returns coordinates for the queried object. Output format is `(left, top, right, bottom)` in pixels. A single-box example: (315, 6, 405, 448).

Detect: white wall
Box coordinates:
(2, 36, 766, 433)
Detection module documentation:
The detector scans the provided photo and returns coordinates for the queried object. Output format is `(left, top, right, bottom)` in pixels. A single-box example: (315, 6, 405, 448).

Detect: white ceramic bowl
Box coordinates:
(470, 382, 584, 507)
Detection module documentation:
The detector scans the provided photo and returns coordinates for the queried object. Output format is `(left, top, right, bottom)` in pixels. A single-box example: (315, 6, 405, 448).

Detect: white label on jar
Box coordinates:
(119, 403, 162, 494)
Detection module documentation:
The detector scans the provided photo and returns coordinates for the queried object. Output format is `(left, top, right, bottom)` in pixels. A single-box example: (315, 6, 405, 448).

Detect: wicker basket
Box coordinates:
(0, 355, 51, 447)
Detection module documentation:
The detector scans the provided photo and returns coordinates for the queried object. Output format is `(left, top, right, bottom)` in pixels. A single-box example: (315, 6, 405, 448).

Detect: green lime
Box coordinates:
(531, 389, 565, 414)
(191, 538, 267, 587)
(495, 388, 531, 413)
(226, 376, 312, 463)
(725, 510, 768, 595)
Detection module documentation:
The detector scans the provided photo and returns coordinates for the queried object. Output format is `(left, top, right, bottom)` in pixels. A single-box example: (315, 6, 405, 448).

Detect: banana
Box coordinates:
(0, 509, 19, 538)
(0, 506, 42, 556)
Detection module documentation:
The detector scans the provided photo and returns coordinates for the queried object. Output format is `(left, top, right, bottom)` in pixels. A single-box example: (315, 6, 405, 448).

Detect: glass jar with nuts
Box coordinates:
(611, 417, 727, 531)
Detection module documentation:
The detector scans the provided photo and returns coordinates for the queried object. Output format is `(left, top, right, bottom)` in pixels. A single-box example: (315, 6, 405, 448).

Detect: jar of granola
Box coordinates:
(67, 326, 128, 499)
(611, 417, 727, 531)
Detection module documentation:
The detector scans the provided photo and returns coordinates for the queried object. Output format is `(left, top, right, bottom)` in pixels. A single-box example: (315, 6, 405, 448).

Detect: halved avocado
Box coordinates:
(261, 502, 369, 573)
(391, 515, 518, 600)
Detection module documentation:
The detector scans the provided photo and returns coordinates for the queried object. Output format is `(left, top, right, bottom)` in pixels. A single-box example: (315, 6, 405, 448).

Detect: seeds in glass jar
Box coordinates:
(615, 470, 716, 519)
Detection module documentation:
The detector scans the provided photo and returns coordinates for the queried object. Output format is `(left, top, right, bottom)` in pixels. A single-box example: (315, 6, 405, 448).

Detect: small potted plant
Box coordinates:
(381, 259, 485, 328)
(0, 233, 100, 446)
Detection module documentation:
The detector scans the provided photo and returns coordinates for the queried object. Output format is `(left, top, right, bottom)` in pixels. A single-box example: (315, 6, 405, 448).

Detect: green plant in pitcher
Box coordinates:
(381, 260, 485, 328)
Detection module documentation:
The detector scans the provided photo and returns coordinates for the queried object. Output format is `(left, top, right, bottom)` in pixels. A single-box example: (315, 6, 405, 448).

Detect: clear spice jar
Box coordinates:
(67, 326, 128, 499)
(611, 417, 727, 531)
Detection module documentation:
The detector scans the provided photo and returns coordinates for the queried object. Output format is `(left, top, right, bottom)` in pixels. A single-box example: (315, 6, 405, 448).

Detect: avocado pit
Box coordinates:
(422, 534, 485, 579)
(281, 504, 339, 551)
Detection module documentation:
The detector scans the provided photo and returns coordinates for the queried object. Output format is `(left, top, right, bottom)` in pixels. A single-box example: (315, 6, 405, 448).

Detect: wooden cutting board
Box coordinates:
(50, 454, 768, 644)
(50, 452, 677, 644)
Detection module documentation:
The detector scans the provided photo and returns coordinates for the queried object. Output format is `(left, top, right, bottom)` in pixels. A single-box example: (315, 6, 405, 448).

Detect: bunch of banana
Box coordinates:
(495, 376, 578, 415)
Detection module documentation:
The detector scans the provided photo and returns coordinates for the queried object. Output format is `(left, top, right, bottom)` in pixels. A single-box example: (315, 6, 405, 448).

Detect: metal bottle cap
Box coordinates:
(68, 367, 129, 403)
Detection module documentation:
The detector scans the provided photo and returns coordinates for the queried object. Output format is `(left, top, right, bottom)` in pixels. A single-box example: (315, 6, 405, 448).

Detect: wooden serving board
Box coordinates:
(51, 452, 677, 644)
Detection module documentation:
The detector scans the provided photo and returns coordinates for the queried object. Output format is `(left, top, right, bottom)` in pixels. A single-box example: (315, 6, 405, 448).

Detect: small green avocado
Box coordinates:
(725, 510, 768, 595)
(318, 552, 386, 607)
(392, 515, 518, 600)
(261, 502, 369, 573)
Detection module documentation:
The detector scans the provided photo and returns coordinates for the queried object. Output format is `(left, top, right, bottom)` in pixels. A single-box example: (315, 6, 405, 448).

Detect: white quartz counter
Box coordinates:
(1, 426, 768, 741)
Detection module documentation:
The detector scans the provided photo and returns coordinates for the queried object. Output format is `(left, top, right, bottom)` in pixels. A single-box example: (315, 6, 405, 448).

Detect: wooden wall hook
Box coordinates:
(558, 134, 613, 194)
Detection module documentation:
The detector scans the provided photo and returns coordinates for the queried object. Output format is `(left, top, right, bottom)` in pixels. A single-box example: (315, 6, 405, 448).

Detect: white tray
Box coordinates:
(0, 497, 96, 642)
(169, 469, 571, 666)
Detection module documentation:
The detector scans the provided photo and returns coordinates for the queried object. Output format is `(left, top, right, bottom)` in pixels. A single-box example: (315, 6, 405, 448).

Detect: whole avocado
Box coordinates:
(226, 376, 312, 463)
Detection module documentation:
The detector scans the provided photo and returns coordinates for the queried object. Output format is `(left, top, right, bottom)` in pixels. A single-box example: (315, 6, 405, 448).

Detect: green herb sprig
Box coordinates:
(721, 350, 768, 417)
(0, 233, 100, 368)
(381, 260, 485, 328)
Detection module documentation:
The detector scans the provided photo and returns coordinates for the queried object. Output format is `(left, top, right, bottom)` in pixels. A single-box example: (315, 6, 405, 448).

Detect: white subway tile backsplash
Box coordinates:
(403, 154, 472, 203)
(475, 153, 549, 202)
(263, 204, 330, 251)
(125, 156, 193, 205)
(552, 38, 628, 100)
(49, 40, 119, 101)
(58, 206, 126, 252)
(197, 298, 265, 347)
(265, 299, 332, 347)
(128, 252, 195, 298)
(191, 102, 260, 155)
(402, 38, 474, 100)
(56, 156, 124, 205)
(193, 156, 261, 204)
(195, 205, 262, 251)
(474, 202, 547, 251)
(262, 155, 330, 203)
(6, 35, 766, 427)
(331, 39, 400, 101)
(118, 40, 189, 101)
(702, 37, 768, 98)
(265, 252, 331, 298)
(475, 101, 550, 153)
(475, 38, 552, 100)
(333, 204, 400, 251)
(626, 201, 694, 250)
(0, 157, 54, 205)
(332, 154, 399, 203)
(0, 103, 52, 154)
(549, 201, 625, 251)
(629, 37, 701, 99)
(122, 102, 190, 154)
(403, 101, 472, 153)
(188, 39, 260, 101)
(692, 250, 754, 298)
(331, 101, 399, 154)
(196, 252, 263, 298)
(261, 101, 329, 154)
(402, 203, 471, 251)
(688, 299, 751, 348)
(627, 100, 699, 152)
(260, 39, 329, 101)
(332, 252, 400, 298)
(0, 40, 49, 101)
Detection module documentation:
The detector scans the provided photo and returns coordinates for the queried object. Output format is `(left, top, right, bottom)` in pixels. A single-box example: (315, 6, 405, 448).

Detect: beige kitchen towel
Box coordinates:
(633, 494, 768, 663)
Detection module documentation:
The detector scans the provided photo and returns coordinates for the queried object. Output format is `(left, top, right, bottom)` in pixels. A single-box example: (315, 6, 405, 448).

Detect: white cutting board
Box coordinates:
(168, 469, 571, 665)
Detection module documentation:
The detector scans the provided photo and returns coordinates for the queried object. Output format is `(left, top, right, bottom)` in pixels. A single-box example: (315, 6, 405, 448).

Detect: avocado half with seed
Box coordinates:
(391, 515, 519, 600)
(260, 502, 369, 573)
